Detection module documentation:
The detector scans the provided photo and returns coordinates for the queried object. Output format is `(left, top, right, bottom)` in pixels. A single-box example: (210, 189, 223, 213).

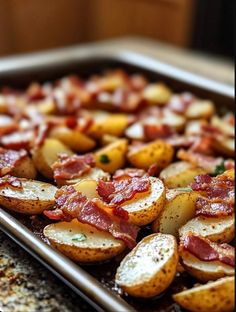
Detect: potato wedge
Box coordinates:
(73, 179, 99, 200)
(161, 109, 186, 132)
(0, 178, 57, 214)
(180, 247, 234, 282)
(122, 177, 165, 226)
(173, 276, 235, 312)
(212, 137, 235, 157)
(44, 219, 125, 263)
(32, 138, 73, 179)
(185, 100, 215, 119)
(95, 138, 128, 173)
(179, 215, 235, 243)
(142, 83, 172, 105)
(56, 168, 110, 187)
(159, 161, 206, 188)
(152, 189, 198, 237)
(127, 140, 174, 171)
(9, 156, 37, 179)
(116, 233, 178, 298)
(49, 126, 96, 152)
(125, 122, 144, 140)
(211, 115, 235, 137)
(87, 111, 129, 138)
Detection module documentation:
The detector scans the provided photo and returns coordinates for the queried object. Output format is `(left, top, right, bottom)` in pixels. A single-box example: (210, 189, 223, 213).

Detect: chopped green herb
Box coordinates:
(176, 187, 192, 192)
(71, 233, 87, 242)
(100, 154, 110, 164)
(211, 161, 226, 177)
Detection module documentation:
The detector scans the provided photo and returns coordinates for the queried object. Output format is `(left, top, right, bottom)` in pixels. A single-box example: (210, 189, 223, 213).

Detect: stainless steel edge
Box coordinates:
(0, 208, 136, 312)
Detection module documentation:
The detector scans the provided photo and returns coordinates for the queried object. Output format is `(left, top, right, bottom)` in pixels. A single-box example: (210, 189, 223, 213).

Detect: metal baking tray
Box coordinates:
(0, 43, 234, 312)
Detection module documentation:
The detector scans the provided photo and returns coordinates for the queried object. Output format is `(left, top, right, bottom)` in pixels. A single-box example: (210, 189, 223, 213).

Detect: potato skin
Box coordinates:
(10, 156, 37, 179)
(173, 276, 235, 312)
(127, 140, 174, 171)
(159, 161, 206, 188)
(0, 179, 57, 214)
(116, 233, 179, 298)
(95, 138, 128, 173)
(44, 219, 126, 263)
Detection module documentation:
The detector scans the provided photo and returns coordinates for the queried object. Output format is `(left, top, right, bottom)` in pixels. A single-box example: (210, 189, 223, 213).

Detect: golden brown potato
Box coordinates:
(212, 137, 235, 157)
(0, 178, 57, 214)
(32, 138, 73, 179)
(122, 177, 165, 226)
(116, 233, 178, 298)
(142, 83, 172, 105)
(44, 219, 126, 263)
(152, 189, 198, 237)
(49, 126, 96, 152)
(179, 215, 235, 243)
(185, 100, 215, 119)
(211, 115, 235, 137)
(10, 156, 37, 179)
(127, 140, 174, 171)
(159, 161, 206, 188)
(173, 276, 235, 312)
(95, 138, 128, 174)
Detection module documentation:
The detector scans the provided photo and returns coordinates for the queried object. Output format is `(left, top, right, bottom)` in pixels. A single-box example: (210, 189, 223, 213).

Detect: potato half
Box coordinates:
(179, 215, 235, 243)
(122, 177, 165, 226)
(152, 189, 198, 237)
(10, 156, 37, 179)
(173, 276, 235, 312)
(180, 248, 234, 282)
(142, 83, 172, 105)
(185, 100, 215, 119)
(0, 179, 57, 214)
(159, 161, 206, 188)
(127, 140, 174, 171)
(44, 219, 126, 263)
(115, 233, 178, 298)
(95, 138, 128, 173)
(32, 138, 73, 179)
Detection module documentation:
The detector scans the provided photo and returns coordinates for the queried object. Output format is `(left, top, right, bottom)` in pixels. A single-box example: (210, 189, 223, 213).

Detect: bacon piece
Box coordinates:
(195, 197, 234, 217)
(168, 93, 194, 114)
(113, 168, 147, 180)
(44, 186, 138, 248)
(0, 175, 23, 189)
(112, 88, 143, 113)
(27, 83, 45, 102)
(0, 148, 28, 176)
(52, 154, 95, 180)
(97, 177, 150, 205)
(0, 130, 34, 150)
(143, 124, 174, 141)
(165, 135, 195, 149)
(181, 235, 235, 267)
(0, 115, 18, 136)
(147, 163, 159, 177)
(225, 160, 235, 170)
(190, 137, 215, 156)
(35, 121, 56, 147)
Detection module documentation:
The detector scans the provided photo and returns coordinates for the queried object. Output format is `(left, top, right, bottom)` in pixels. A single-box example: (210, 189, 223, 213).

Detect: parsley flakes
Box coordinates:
(100, 154, 110, 164)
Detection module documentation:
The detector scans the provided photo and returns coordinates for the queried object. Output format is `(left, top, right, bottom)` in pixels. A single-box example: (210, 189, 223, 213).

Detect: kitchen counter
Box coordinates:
(0, 37, 234, 312)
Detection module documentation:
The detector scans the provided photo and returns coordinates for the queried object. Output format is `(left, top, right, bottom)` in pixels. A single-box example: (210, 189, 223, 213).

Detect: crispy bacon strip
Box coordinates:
(52, 154, 95, 180)
(0, 175, 23, 189)
(143, 124, 174, 141)
(44, 186, 138, 248)
(97, 177, 150, 205)
(113, 168, 147, 180)
(0, 130, 34, 150)
(0, 148, 27, 176)
(181, 234, 235, 267)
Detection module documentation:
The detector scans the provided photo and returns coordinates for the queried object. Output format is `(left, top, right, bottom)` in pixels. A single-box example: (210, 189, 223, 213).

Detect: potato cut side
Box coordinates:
(142, 83, 172, 105)
(125, 122, 144, 140)
(213, 137, 235, 157)
(179, 215, 235, 243)
(127, 140, 174, 171)
(44, 219, 126, 263)
(152, 190, 198, 237)
(116, 233, 178, 298)
(10, 156, 37, 179)
(56, 168, 110, 187)
(173, 276, 235, 312)
(95, 138, 128, 173)
(49, 126, 96, 152)
(185, 100, 215, 119)
(162, 110, 186, 132)
(0, 179, 57, 214)
(211, 115, 235, 137)
(73, 179, 99, 200)
(159, 161, 206, 188)
(32, 138, 73, 179)
(122, 177, 165, 226)
(180, 249, 234, 282)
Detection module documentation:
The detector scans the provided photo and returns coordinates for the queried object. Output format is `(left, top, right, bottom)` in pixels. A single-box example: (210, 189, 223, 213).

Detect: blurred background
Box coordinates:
(0, 0, 234, 59)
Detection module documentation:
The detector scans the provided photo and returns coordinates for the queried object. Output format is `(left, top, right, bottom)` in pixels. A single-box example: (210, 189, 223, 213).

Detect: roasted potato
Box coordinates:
(116, 233, 178, 298)
(44, 219, 126, 263)
(73, 179, 99, 200)
(0, 178, 57, 214)
(159, 161, 206, 188)
(127, 140, 174, 171)
(49, 126, 96, 152)
(32, 138, 73, 179)
(122, 177, 165, 226)
(142, 83, 172, 105)
(9, 156, 37, 179)
(125, 122, 144, 140)
(179, 215, 235, 243)
(185, 100, 215, 119)
(173, 276, 235, 312)
(152, 189, 198, 237)
(211, 115, 235, 137)
(95, 138, 128, 173)
(212, 137, 235, 157)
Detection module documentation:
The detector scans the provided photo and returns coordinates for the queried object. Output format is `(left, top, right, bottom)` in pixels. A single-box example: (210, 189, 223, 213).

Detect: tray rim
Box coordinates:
(0, 44, 234, 312)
